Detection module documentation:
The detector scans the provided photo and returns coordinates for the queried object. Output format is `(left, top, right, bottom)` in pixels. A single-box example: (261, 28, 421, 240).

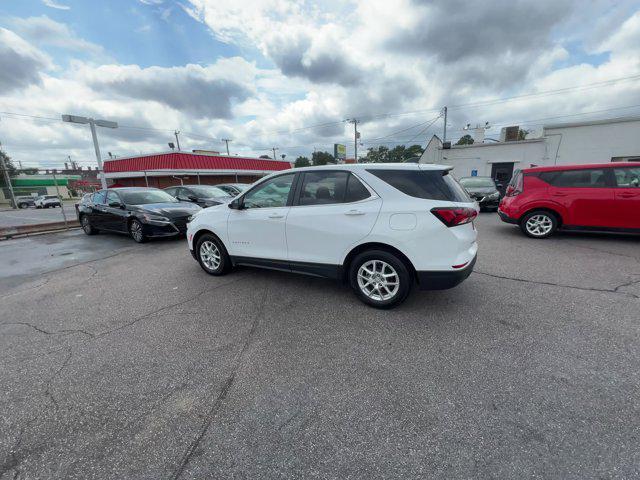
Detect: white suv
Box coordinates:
(187, 164, 478, 308)
(34, 195, 62, 208)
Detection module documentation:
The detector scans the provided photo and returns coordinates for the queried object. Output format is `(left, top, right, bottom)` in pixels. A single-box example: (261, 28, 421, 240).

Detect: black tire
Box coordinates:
(18, 203, 28, 209)
(128, 219, 147, 243)
(520, 210, 558, 239)
(349, 249, 412, 309)
(195, 233, 231, 276)
(80, 214, 98, 235)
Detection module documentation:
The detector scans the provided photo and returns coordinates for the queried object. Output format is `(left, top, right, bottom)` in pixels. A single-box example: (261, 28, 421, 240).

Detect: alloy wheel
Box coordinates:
(525, 214, 553, 237)
(130, 221, 143, 242)
(357, 260, 400, 301)
(82, 216, 91, 233)
(200, 240, 221, 271)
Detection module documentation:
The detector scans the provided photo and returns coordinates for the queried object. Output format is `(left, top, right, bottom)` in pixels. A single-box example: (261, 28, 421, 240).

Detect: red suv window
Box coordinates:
(538, 168, 608, 188)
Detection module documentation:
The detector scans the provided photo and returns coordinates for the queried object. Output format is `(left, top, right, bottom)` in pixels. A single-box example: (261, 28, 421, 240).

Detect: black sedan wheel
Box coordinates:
(80, 215, 98, 235)
(129, 219, 147, 243)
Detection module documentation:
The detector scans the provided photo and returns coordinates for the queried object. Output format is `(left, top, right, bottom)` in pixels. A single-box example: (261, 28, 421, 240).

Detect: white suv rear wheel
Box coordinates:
(350, 250, 412, 309)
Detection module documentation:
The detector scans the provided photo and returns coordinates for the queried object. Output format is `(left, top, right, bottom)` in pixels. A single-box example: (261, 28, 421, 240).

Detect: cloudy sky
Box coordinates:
(0, 0, 639, 168)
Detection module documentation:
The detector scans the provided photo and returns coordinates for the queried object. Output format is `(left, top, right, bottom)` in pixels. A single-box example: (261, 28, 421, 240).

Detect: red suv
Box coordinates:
(498, 162, 640, 238)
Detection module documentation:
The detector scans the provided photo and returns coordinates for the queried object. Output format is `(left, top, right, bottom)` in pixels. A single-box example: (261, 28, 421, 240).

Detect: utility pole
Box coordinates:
(272, 147, 279, 160)
(348, 119, 359, 162)
(443, 106, 448, 142)
(62, 115, 118, 190)
(221, 138, 232, 156)
(0, 144, 17, 209)
(174, 130, 181, 151)
(52, 170, 68, 229)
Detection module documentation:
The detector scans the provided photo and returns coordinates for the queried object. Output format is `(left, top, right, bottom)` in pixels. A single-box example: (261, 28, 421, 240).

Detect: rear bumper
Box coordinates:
(498, 209, 518, 224)
(416, 255, 476, 290)
(478, 199, 499, 208)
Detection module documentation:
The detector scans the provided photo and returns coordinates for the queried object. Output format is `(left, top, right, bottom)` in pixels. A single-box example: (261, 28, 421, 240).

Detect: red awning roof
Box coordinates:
(104, 152, 290, 173)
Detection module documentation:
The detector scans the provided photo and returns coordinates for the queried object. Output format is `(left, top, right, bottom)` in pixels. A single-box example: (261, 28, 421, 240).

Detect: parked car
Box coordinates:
(77, 187, 201, 243)
(458, 176, 501, 211)
(498, 162, 640, 238)
(164, 185, 233, 207)
(186, 164, 478, 308)
(12, 195, 36, 209)
(215, 183, 251, 196)
(34, 195, 61, 208)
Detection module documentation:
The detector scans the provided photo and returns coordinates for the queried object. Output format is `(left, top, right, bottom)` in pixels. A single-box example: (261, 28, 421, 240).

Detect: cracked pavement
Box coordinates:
(0, 215, 639, 479)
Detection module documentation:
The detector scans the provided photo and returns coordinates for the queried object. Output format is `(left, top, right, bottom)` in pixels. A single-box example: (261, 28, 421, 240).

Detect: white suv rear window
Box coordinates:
(367, 169, 470, 202)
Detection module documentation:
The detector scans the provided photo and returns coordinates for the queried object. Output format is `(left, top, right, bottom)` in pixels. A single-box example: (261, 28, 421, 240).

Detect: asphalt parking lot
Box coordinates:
(0, 204, 77, 228)
(1, 213, 639, 479)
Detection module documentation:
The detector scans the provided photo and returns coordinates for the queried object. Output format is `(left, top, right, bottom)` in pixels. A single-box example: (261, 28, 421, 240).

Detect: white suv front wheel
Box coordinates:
(349, 250, 412, 309)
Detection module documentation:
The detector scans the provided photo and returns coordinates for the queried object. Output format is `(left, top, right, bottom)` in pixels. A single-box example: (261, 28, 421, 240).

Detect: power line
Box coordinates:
(2, 71, 640, 144)
(366, 114, 443, 142)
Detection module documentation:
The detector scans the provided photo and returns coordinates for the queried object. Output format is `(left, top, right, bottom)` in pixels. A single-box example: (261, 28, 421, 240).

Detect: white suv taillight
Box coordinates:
(430, 207, 478, 227)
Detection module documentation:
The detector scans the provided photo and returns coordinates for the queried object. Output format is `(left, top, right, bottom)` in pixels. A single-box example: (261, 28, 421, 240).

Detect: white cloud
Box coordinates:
(2, 2, 640, 167)
(11, 16, 103, 55)
(0, 28, 52, 93)
(42, 0, 70, 10)
(597, 10, 640, 55)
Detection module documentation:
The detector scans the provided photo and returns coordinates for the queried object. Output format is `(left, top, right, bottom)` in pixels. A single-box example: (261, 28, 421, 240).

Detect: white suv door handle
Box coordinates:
(345, 209, 365, 216)
(268, 213, 285, 219)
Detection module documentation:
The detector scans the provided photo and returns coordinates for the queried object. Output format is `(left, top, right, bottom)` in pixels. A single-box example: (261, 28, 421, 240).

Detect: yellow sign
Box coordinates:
(334, 143, 346, 160)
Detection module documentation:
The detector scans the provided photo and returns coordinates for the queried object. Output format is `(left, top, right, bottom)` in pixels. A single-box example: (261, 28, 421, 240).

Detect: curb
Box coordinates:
(0, 220, 80, 240)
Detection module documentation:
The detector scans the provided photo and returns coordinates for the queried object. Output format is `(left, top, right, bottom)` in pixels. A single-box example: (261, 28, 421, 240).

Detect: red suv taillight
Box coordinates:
(506, 172, 524, 196)
(430, 207, 478, 227)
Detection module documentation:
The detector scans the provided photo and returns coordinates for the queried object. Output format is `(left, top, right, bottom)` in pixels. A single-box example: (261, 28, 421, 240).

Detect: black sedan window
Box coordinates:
(119, 190, 179, 205)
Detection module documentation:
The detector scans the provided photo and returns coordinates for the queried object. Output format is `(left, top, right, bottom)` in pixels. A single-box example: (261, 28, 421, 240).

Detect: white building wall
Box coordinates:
(544, 118, 640, 165)
(427, 140, 545, 178)
(420, 117, 640, 177)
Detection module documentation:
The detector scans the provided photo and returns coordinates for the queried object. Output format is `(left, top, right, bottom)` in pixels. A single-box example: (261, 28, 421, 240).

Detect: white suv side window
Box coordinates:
(299, 171, 348, 205)
(243, 174, 295, 209)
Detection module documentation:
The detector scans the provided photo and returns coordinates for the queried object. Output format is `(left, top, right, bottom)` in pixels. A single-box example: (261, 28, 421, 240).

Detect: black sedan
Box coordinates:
(458, 176, 502, 211)
(76, 187, 201, 243)
(163, 185, 233, 207)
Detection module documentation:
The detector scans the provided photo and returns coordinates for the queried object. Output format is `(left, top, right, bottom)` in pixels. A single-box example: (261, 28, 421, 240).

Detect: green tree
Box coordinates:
(363, 144, 424, 163)
(405, 144, 424, 159)
(388, 145, 405, 163)
(311, 151, 335, 166)
(0, 150, 17, 186)
(362, 146, 389, 163)
(259, 154, 271, 159)
(518, 129, 530, 141)
(455, 134, 474, 145)
(294, 156, 311, 168)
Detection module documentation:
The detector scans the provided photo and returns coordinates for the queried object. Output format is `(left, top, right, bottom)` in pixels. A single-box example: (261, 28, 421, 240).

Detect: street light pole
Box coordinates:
(443, 106, 448, 143)
(174, 130, 181, 151)
(88, 121, 105, 189)
(0, 145, 17, 209)
(62, 115, 118, 190)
